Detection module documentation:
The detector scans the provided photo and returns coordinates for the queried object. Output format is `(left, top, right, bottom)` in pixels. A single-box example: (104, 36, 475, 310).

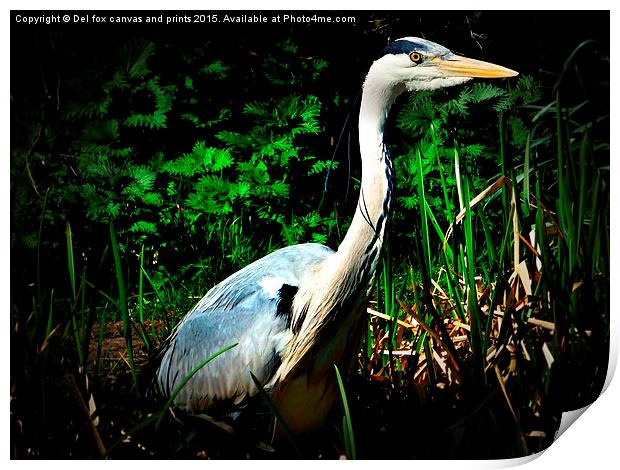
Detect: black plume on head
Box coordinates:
(376, 37, 451, 61)
(378, 39, 426, 58)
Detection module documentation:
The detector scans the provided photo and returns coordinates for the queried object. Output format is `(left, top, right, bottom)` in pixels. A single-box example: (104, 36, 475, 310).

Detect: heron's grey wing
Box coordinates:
(152, 243, 334, 414)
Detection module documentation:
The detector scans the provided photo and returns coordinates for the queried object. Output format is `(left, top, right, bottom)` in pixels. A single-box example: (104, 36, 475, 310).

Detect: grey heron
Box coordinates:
(151, 37, 517, 436)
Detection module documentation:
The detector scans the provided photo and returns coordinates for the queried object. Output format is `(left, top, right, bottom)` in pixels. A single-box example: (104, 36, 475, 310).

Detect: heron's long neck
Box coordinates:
(335, 69, 403, 285)
(282, 68, 403, 379)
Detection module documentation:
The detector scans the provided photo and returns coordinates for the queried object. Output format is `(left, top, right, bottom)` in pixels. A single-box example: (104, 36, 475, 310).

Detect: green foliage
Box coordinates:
(12, 36, 342, 316)
(392, 77, 541, 269)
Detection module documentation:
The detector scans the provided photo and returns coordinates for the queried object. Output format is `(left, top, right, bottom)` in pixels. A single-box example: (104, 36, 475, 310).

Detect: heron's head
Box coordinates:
(372, 37, 518, 92)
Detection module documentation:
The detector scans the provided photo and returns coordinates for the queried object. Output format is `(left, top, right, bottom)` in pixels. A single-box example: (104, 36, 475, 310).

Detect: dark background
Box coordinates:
(11, 10, 610, 103)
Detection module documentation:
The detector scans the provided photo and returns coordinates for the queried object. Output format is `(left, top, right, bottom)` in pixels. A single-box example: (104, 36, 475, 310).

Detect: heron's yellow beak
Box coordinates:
(436, 54, 518, 78)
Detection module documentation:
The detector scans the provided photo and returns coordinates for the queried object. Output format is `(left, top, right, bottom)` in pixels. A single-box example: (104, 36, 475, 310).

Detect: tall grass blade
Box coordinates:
(35, 189, 49, 316)
(132, 245, 153, 354)
(249, 371, 302, 457)
(429, 121, 454, 221)
(79, 266, 95, 367)
(66, 222, 77, 301)
(498, 112, 511, 265)
(522, 131, 532, 217)
(587, 171, 601, 276)
(416, 147, 432, 276)
(155, 342, 238, 429)
(45, 288, 55, 341)
(462, 178, 485, 383)
(553, 39, 599, 95)
(425, 199, 453, 262)
(109, 222, 138, 392)
(575, 133, 588, 252)
(381, 247, 396, 380)
(141, 266, 173, 332)
(334, 364, 356, 459)
(66, 222, 84, 367)
(139, 245, 145, 327)
(454, 147, 464, 212)
(479, 213, 498, 269)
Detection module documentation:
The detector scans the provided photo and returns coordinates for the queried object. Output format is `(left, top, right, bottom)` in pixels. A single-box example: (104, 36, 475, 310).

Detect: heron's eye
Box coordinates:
(409, 52, 424, 64)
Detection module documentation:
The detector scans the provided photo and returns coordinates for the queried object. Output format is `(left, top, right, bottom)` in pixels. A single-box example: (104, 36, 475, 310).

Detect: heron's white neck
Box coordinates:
(335, 64, 405, 281)
(293, 64, 405, 316)
(282, 63, 406, 380)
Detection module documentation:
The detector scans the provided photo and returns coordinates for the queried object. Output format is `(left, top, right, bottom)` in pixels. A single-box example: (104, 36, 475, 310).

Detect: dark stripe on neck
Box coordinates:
(364, 144, 394, 255)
